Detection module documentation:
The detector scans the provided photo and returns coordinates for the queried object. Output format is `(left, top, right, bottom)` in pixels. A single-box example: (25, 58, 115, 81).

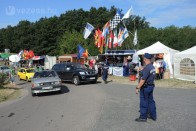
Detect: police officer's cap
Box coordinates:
(144, 53, 152, 59)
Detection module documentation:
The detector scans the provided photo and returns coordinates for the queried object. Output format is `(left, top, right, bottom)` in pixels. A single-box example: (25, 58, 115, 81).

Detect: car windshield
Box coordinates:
(1, 66, 9, 70)
(33, 71, 56, 78)
(26, 69, 35, 73)
(75, 64, 87, 69)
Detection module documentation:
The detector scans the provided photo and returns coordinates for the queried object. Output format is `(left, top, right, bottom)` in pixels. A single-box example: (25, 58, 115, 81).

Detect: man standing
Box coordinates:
(9, 67, 16, 86)
(102, 63, 109, 84)
(135, 53, 157, 122)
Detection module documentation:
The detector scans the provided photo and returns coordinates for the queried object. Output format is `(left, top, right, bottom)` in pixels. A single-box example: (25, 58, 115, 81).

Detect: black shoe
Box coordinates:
(104, 81, 107, 84)
(148, 116, 156, 121)
(135, 118, 147, 122)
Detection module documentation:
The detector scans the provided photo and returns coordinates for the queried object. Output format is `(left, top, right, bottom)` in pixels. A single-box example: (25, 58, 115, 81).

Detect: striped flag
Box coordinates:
(83, 22, 94, 39)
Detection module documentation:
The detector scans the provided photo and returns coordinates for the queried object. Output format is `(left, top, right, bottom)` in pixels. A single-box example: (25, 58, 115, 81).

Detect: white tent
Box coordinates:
(137, 41, 179, 78)
(174, 46, 196, 82)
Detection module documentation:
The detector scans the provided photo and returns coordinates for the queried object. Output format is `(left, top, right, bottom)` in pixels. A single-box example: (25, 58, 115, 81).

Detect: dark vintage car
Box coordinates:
(52, 62, 98, 85)
(31, 70, 62, 96)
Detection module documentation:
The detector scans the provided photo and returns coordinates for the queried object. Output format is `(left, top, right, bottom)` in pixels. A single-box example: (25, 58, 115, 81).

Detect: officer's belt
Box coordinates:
(143, 83, 155, 87)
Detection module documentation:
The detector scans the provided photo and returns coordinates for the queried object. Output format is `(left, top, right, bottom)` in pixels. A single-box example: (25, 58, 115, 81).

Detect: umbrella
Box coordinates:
(9, 55, 20, 62)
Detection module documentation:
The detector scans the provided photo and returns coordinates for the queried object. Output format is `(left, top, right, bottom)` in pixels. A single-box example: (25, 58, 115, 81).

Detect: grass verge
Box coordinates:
(0, 85, 21, 103)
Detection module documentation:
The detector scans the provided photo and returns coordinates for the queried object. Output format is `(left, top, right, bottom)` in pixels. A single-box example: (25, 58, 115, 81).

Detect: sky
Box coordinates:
(0, 0, 196, 29)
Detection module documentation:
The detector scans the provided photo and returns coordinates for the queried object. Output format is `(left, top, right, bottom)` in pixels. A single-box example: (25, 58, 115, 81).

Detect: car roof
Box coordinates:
(56, 62, 80, 66)
(20, 68, 34, 70)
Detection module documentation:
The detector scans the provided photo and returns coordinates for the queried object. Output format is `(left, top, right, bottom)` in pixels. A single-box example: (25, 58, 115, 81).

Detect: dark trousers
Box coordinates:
(140, 86, 156, 119)
(102, 70, 108, 81)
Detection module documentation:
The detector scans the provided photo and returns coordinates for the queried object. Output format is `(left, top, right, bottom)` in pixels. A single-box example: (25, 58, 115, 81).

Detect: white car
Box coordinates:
(31, 70, 62, 96)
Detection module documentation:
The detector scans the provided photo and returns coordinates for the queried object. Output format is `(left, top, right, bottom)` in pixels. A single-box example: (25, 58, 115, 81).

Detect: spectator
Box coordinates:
(9, 67, 16, 86)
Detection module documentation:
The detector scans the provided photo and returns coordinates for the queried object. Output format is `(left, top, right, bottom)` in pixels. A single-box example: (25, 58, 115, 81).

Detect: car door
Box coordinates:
(63, 64, 73, 81)
(59, 64, 67, 80)
(52, 64, 62, 78)
(20, 69, 26, 80)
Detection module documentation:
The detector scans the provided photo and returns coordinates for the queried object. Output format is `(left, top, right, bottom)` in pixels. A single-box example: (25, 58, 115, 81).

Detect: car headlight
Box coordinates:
(32, 83, 40, 87)
(55, 81, 61, 85)
(79, 72, 85, 75)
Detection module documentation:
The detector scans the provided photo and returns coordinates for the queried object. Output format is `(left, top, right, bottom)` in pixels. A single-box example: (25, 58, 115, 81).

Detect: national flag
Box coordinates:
(110, 9, 122, 30)
(133, 30, 138, 46)
(109, 31, 114, 49)
(18, 50, 23, 58)
(122, 7, 133, 20)
(99, 38, 104, 54)
(102, 21, 110, 38)
(77, 44, 85, 59)
(82, 49, 88, 58)
(118, 28, 129, 46)
(94, 29, 99, 47)
(97, 29, 102, 48)
(113, 29, 118, 47)
(83, 22, 94, 39)
(117, 27, 124, 46)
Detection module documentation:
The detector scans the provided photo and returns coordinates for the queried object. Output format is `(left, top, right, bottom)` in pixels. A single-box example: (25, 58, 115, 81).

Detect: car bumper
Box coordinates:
(31, 85, 61, 94)
(79, 75, 98, 82)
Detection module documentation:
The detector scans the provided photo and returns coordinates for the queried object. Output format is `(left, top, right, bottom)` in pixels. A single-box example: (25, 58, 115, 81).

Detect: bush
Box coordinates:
(0, 73, 9, 88)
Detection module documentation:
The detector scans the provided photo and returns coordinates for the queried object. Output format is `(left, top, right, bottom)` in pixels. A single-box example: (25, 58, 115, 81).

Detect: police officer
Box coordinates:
(135, 53, 157, 122)
(102, 62, 109, 84)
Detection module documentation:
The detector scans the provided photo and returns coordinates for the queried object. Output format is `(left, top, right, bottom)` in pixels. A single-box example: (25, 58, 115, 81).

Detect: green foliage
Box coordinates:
(0, 73, 9, 89)
(0, 6, 195, 56)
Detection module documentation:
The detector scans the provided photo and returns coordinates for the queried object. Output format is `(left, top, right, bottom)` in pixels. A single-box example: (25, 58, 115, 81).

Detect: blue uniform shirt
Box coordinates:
(141, 64, 156, 85)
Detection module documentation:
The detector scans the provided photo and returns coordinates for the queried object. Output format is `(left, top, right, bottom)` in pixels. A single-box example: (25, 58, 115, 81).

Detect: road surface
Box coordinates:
(0, 79, 196, 131)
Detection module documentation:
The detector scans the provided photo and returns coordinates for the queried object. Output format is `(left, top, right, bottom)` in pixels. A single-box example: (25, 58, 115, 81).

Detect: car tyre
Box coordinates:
(31, 92, 35, 97)
(73, 76, 80, 85)
(58, 89, 63, 94)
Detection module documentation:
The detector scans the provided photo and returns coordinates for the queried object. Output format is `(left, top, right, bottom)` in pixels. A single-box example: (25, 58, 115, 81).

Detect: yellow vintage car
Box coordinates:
(17, 68, 35, 82)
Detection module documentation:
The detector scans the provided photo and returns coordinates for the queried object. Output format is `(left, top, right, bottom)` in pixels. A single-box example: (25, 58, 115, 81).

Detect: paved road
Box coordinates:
(0, 79, 196, 131)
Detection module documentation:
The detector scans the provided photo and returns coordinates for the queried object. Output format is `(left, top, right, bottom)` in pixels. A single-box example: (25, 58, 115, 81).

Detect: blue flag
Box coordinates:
(77, 44, 85, 59)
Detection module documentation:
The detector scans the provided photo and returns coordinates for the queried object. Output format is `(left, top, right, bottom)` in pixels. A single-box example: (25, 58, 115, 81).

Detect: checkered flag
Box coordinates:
(110, 9, 122, 30)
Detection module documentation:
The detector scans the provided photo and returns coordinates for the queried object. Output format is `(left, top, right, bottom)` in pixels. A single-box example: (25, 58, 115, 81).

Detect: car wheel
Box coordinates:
(73, 76, 80, 85)
(26, 76, 29, 81)
(58, 89, 63, 94)
(31, 92, 35, 97)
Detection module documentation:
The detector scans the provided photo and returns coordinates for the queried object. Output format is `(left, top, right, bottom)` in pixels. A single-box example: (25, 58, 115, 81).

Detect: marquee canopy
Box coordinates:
(137, 41, 179, 78)
(174, 46, 196, 82)
(137, 41, 179, 56)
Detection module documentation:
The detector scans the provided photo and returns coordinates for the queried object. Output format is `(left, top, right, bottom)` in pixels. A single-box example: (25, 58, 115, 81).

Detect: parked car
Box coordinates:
(52, 62, 98, 85)
(17, 68, 35, 82)
(0, 66, 11, 75)
(31, 70, 62, 96)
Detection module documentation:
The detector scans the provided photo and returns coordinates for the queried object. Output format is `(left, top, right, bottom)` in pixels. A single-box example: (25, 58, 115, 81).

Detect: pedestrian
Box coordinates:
(102, 62, 109, 84)
(135, 53, 157, 122)
(9, 67, 16, 86)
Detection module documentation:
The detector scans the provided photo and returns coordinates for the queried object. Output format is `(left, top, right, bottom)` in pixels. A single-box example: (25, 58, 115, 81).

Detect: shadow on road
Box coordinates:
(16, 82, 27, 86)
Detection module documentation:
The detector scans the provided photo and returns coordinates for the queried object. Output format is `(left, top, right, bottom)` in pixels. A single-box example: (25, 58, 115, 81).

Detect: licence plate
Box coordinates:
(90, 77, 95, 80)
(42, 87, 52, 90)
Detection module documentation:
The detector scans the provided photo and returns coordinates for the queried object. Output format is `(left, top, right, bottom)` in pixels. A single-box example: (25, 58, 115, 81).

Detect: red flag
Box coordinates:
(109, 31, 114, 48)
(97, 29, 102, 48)
(94, 30, 99, 47)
